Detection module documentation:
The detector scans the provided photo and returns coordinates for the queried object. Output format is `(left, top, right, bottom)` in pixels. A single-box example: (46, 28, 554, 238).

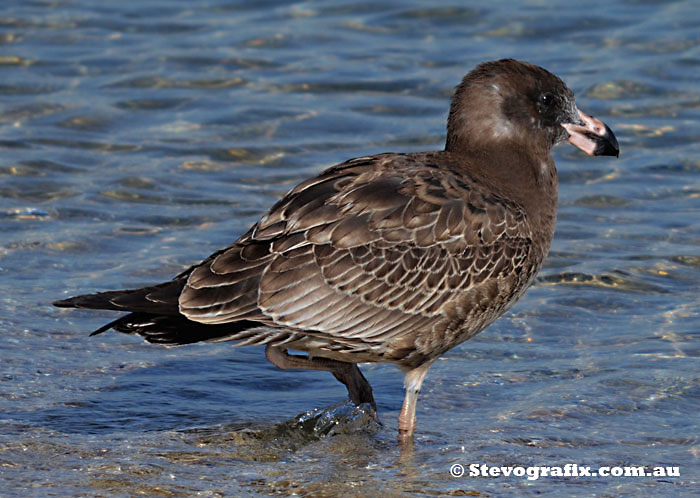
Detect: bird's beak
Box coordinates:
(562, 107, 619, 157)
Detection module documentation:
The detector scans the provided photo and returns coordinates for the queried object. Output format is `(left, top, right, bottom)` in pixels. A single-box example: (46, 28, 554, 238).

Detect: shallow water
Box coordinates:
(1, 0, 699, 496)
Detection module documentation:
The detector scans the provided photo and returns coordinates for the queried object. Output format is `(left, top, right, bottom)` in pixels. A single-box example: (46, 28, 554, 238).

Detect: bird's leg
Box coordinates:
(330, 363, 377, 411)
(265, 345, 377, 411)
(398, 362, 433, 441)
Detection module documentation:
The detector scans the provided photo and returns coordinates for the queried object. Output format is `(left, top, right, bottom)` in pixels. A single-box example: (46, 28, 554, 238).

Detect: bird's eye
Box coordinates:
(539, 92, 554, 106)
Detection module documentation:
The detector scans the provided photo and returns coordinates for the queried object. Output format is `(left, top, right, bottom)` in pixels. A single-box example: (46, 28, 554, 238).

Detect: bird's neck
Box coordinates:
(445, 143, 559, 246)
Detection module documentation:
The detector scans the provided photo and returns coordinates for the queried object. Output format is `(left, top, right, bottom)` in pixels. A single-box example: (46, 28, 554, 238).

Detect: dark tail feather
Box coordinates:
(54, 280, 270, 346)
(89, 315, 135, 336)
(90, 312, 262, 345)
(53, 291, 129, 311)
(53, 280, 184, 314)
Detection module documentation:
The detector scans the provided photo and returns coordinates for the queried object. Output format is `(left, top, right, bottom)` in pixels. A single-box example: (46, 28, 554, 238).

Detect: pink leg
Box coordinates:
(265, 345, 377, 411)
(398, 362, 432, 440)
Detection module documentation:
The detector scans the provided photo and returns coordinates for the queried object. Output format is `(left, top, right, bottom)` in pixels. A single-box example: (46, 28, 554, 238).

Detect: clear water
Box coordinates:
(1, 0, 698, 496)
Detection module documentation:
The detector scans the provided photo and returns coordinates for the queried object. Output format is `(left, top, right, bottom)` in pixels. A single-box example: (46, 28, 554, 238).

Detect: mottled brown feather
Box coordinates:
(170, 153, 541, 365)
(53, 59, 620, 439)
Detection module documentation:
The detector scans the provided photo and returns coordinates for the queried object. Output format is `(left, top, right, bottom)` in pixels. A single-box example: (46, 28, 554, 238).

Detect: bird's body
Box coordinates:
(54, 59, 618, 439)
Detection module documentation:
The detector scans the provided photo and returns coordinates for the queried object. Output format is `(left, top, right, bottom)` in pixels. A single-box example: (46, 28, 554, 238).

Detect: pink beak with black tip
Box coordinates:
(563, 108, 619, 157)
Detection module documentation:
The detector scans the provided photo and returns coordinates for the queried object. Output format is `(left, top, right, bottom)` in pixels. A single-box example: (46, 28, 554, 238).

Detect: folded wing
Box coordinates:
(179, 154, 535, 351)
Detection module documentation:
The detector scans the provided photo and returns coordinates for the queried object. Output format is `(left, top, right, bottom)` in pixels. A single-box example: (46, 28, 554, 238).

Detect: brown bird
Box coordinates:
(54, 59, 619, 439)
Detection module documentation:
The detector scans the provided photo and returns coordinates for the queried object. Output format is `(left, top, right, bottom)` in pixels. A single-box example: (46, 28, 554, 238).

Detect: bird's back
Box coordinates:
(56, 150, 554, 369)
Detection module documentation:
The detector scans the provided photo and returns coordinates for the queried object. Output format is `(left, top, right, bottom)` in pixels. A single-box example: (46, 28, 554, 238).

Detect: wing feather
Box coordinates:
(177, 154, 536, 354)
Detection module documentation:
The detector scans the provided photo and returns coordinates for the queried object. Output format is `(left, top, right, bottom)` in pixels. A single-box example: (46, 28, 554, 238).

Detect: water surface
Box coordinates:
(1, 0, 698, 496)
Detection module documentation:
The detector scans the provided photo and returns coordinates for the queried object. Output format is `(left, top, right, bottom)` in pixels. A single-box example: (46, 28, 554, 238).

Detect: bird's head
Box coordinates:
(446, 58, 619, 158)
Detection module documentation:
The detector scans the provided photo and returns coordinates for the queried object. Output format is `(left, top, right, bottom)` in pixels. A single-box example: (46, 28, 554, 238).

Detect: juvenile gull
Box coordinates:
(54, 59, 619, 440)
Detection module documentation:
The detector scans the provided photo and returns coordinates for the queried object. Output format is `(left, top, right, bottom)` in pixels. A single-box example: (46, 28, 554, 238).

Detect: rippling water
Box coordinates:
(1, 0, 698, 496)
